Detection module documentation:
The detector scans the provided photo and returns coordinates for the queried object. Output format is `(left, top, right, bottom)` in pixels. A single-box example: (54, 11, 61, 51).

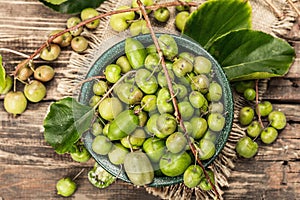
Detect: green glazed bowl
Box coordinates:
(79, 33, 233, 187)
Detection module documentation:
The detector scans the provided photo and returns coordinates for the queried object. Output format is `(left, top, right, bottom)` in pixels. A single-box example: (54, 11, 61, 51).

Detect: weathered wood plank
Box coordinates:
(0, 0, 299, 199)
(263, 78, 300, 103)
(223, 160, 300, 200)
(286, 42, 300, 78)
(0, 165, 160, 200)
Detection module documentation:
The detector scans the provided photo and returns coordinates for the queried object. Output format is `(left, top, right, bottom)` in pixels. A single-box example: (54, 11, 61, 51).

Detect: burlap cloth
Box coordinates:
(59, 0, 298, 199)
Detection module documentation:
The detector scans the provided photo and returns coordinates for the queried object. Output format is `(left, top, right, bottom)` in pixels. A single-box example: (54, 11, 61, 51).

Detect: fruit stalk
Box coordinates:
(72, 168, 85, 181)
(255, 79, 264, 128)
(137, 0, 219, 198)
(13, 1, 199, 76)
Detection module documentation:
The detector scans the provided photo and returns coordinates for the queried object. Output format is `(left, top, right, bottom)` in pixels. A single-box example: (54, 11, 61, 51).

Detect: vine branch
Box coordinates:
(13, 1, 199, 76)
(137, 0, 220, 199)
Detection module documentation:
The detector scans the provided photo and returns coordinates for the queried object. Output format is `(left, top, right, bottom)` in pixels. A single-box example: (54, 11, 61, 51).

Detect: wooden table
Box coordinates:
(0, 0, 299, 199)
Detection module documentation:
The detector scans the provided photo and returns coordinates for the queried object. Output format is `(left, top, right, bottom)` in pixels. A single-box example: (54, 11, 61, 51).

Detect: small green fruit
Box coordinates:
(4, 91, 27, 115)
(166, 132, 187, 154)
(56, 177, 76, 197)
(40, 44, 61, 61)
(183, 165, 203, 188)
(24, 80, 46, 103)
(198, 170, 215, 191)
(268, 110, 286, 130)
(175, 11, 189, 31)
(98, 97, 123, 121)
(132, 0, 154, 14)
(70, 145, 91, 162)
(247, 121, 262, 138)
(16, 60, 34, 81)
(198, 139, 216, 160)
(59, 32, 73, 47)
(93, 80, 108, 96)
(236, 136, 258, 158)
(129, 20, 150, 36)
(81, 8, 100, 29)
(109, 6, 135, 32)
(159, 151, 191, 177)
(67, 17, 83, 36)
(92, 135, 113, 155)
(239, 106, 255, 126)
(154, 7, 170, 23)
(260, 127, 278, 144)
(234, 80, 255, 93)
(124, 151, 154, 186)
(256, 101, 273, 117)
(207, 113, 225, 132)
(175, 0, 191, 11)
(34, 65, 55, 82)
(244, 88, 256, 101)
(71, 36, 89, 53)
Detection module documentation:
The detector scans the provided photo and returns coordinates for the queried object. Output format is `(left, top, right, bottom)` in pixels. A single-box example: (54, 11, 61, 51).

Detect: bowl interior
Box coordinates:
(79, 33, 233, 187)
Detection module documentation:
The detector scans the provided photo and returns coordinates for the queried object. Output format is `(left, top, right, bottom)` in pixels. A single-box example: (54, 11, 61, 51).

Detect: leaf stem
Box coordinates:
(137, 0, 219, 199)
(13, 1, 199, 76)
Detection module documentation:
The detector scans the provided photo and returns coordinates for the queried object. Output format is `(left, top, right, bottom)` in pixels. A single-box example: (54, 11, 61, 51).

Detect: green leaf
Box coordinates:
(43, 97, 94, 154)
(44, 0, 67, 5)
(0, 55, 6, 90)
(208, 29, 296, 81)
(183, 0, 252, 49)
(39, 0, 106, 14)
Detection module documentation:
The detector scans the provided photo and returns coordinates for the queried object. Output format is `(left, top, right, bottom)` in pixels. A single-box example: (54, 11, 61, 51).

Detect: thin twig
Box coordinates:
(74, 75, 106, 90)
(137, 0, 220, 199)
(255, 79, 264, 128)
(287, 0, 300, 16)
(0, 48, 34, 59)
(264, 0, 284, 20)
(72, 168, 85, 181)
(13, 1, 199, 76)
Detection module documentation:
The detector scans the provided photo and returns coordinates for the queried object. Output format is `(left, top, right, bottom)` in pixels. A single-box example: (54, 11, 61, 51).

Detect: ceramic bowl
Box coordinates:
(79, 33, 233, 187)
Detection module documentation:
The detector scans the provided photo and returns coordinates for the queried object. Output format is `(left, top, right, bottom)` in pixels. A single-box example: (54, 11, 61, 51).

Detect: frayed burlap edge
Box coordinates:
(58, 0, 298, 200)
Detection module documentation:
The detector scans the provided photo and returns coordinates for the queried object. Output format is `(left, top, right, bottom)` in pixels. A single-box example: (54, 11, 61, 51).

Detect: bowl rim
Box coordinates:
(79, 33, 234, 187)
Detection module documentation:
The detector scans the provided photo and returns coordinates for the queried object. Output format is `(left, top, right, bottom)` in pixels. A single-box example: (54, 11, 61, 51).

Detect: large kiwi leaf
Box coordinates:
(183, 0, 252, 49)
(44, 97, 94, 154)
(208, 29, 296, 81)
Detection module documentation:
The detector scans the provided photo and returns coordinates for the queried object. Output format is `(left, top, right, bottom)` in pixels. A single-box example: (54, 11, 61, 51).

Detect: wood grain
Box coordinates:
(0, 0, 299, 200)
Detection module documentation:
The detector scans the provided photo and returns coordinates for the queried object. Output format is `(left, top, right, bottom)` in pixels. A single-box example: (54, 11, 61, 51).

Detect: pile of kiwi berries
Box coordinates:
(234, 81, 287, 158)
(3, 61, 55, 115)
(2, 7, 101, 115)
(86, 33, 226, 188)
(109, 0, 192, 35)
